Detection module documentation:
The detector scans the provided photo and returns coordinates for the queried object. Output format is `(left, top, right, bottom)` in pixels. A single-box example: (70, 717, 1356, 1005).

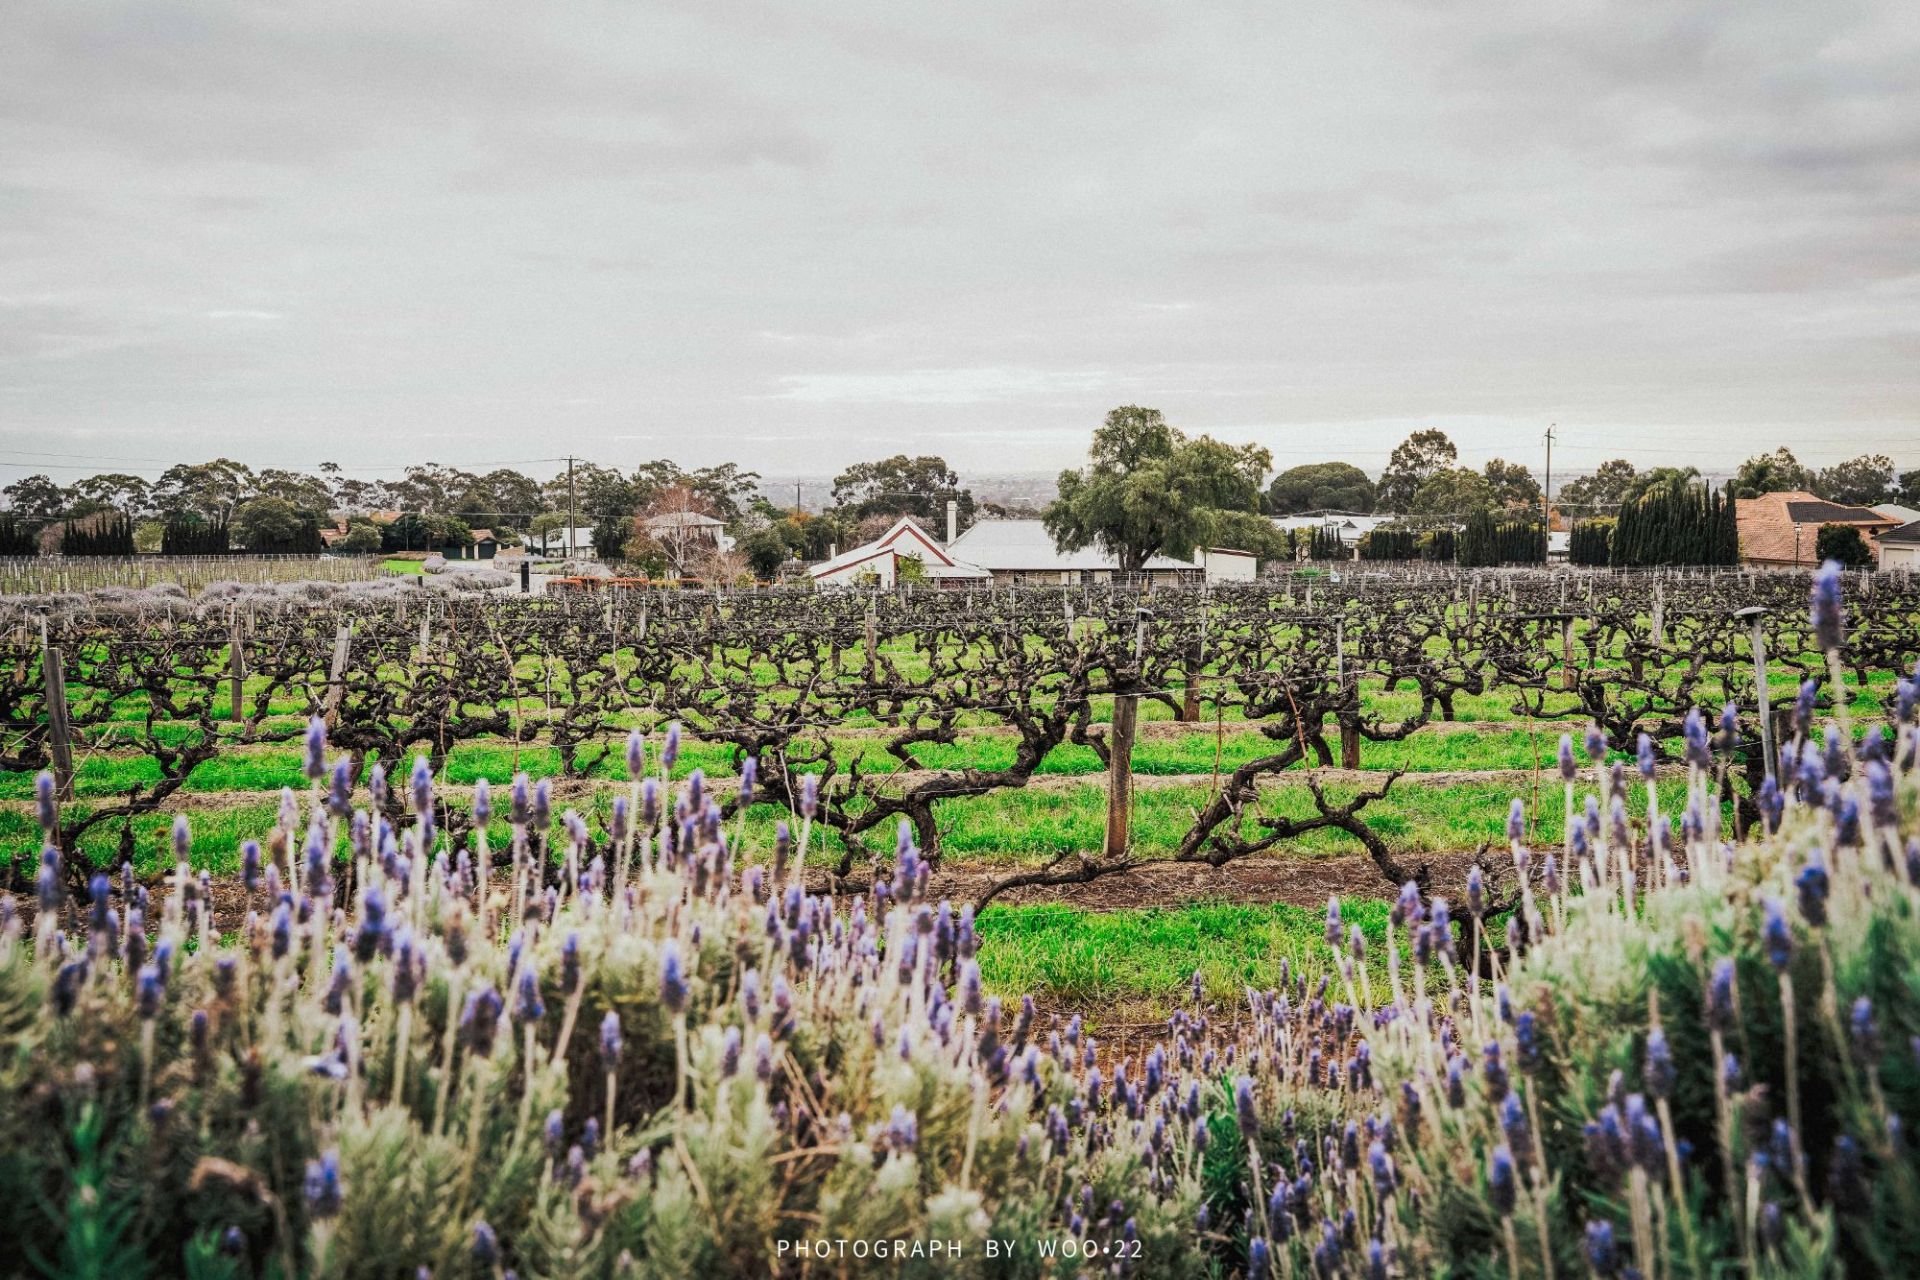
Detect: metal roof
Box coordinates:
(945, 519, 1197, 571)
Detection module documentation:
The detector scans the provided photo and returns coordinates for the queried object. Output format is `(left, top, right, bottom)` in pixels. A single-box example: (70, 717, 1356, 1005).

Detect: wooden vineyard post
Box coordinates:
(1182, 620, 1206, 723)
(1651, 581, 1666, 650)
(1737, 606, 1774, 782)
(322, 623, 353, 730)
(864, 600, 879, 666)
(42, 641, 75, 804)
(1104, 606, 1150, 860)
(1561, 617, 1577, 690)
(1337, 618, 1360, 768)
(228, 610, 246, 721)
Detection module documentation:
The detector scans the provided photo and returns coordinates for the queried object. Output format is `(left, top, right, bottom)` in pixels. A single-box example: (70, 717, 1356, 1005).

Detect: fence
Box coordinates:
(0, 555, 384, 596)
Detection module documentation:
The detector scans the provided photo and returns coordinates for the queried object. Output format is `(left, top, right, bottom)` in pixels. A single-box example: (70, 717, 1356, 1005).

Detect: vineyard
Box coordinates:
(3, 565, 1920, 1275)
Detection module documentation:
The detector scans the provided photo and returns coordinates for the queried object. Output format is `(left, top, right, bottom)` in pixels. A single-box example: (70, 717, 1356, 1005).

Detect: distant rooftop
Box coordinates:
(946, 519, 1196, 571)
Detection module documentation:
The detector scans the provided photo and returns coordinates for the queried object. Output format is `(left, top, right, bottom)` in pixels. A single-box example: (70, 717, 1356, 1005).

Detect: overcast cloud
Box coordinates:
(2, 0, 1916, 486)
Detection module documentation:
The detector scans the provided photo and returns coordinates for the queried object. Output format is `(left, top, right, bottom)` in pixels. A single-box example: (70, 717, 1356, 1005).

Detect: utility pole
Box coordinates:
(566, 456, 577, 556)
(795, 480, 803, 514)
(1542, 423, 1555, 531)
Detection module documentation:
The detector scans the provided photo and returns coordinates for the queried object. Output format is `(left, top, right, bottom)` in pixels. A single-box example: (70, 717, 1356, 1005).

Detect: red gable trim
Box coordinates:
(877, 520, 955, 567)
(811, 546, 897, 576)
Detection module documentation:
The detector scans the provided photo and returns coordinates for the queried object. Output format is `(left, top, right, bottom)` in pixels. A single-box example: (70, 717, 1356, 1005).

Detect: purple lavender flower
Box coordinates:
(1247, 1238, 1270, 1280)
(1584, 1220, 1618, 1276)
(800, 772, 818, 819)
(303, 717, 327, 781)
(1482, 1041, 1510, 1103)
(462, 986, 502, 1057)
(1794, 679, 1819, 739)
(472, 778, 491, 826)
(304, 1150, 343, 1219)
(1645, 1028, 1674, 1099)
(36, 771, 59, 831)
(1763, 898, 1794, 971)
(512, 963, 544, 1024)
(1636, 733, 1656, 780)
(1811, 560, 1845, 652)
(1324, 896, 1342, 948)
(1851, 997, 1879, 1065)
(659, 940, 687, 1014)
(1507, 799, 1525, 843)
(625, 730, 646, 781)
(662, 722, 681, 769)
(472, 1221, 499, 1267)
(1234, 1076, 1258, 1137)
(1558, 734, 1577, 781)
(1707, 958, 1736, 1032)
(1585, 724, 1608, 762)
(1683, 708, 1710, 768)
(1795, 856, 1829, 927)
(1488, 1145, 1517, 1216)
(598, 1010, 623, 1071)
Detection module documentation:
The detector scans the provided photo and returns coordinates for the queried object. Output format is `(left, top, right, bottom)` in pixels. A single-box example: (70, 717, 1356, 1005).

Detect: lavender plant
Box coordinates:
(3, 563, 1918, 1277)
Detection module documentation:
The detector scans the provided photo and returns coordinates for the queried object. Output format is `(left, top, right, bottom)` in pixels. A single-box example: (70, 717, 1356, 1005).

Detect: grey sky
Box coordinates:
(3, 0, 1916, 489)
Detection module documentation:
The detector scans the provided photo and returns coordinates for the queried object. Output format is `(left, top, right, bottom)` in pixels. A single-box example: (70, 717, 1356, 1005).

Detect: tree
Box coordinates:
(686, 464, 762, 523)
(233, 497, 307, 550)
(1555, 459, 1637, 518)
(320, 462, 394, 514)
(2, 474, 68, 525)
(69, 473, 153, 518)
(253, 468, 335, 514)
(153, 459, 254, 520)
(738, 525, 799, 579)
(1202, 509, 1293, 564)
(1409, 467, 1493, 517)
(1568, 520, 1614, 566)
(1481, 458, 1541, 512)
(832, 455, 977, 530)
(1901, 470, 1920, 503)
(1044, 407, 1271, 573)
(336, 520, 383, 553)
(1265, 462, 1375, 514)
(1621, 466, 1701, 505)
(1815, 523, 1874, 569)
(1731, 448, 1812, 499)
(380, 512, 468, 554)
(1611, 480, 1737, 566)
(642, 485, 724, 577)
(451, 469, 544, 534)
(1376, 430, 1457, 512)
(1813, 455, 1895, 507)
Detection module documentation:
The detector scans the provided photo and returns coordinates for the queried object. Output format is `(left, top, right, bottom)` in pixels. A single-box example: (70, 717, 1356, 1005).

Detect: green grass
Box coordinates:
(381, 558, 425, 575)
(6, 720, 1690, 803)
(6, 771, 1672, 878)
(976, 898, 1391, 1012)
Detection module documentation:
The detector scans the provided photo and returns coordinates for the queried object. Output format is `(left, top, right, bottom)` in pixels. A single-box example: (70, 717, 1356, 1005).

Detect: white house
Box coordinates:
(529, 527, 595, 557)
(1270, 511, 1396, 551)
(943, 520, 1202, 587)
(808, 515, 991, 589)
(1198, 547, 1258, 582)
(1879, 521, 1920, 570)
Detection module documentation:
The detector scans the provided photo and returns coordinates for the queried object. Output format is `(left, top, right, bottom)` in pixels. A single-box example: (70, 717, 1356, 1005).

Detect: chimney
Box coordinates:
(946, 499, 958, 545)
